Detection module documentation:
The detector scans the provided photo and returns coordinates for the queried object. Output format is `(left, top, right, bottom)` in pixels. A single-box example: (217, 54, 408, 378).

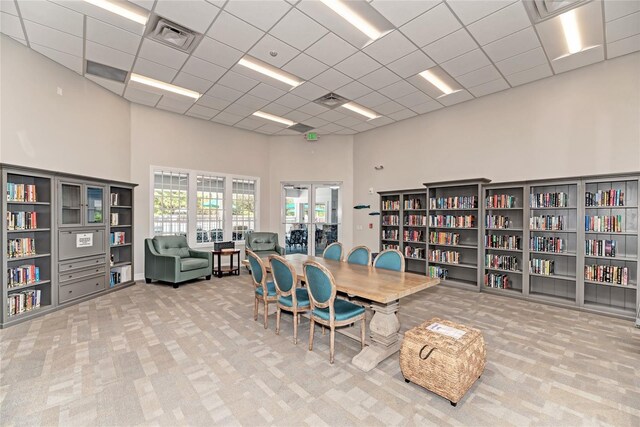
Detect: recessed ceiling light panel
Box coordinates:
(129, 73, 201, 99)
(341, 102, 380, 120)
(238, 56, 303, 88)
(252, 111, 296, 127)
(83, 0, 149, 25)
(320, 0, 382, 40)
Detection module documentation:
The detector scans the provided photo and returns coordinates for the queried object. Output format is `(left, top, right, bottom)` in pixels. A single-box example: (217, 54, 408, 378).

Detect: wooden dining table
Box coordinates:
(245, 253, 439, 371)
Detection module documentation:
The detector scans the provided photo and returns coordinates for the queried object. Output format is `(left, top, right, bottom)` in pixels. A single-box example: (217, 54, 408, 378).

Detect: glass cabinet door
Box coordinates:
(86, 186, 105, 225)
(60, 182, 82, 226)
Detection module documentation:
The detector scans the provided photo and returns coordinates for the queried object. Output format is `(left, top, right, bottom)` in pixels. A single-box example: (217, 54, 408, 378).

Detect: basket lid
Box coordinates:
(405, 317, 482, 355)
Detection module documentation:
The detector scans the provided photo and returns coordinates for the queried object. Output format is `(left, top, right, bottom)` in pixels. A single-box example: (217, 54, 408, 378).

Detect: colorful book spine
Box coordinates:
(584, 265, 629, 285)
(7, 238, 36, 258)
(486, 215, 512, 229)
(529, 258, 555, 275)
(404, 246, 425, 259)
(428, 266, 448, 279)
(6, 183, 37, 202)
(382, 200, 400, 210)
(485, 255, 519, 271)
(585, 215, 623, 233)
(382, 215, 399, 226)
(529, 192, 568, 208)
(429, 232, 460, 246)
(585, 189, 624, 207)
(428, 250, 460, 264)
(429, 196, 477, 210)
(530, 215, 565, 230)
(7, 265, 41, 287)
(530, 236, 565, 253)
(404, 199, 423, 210)
(382, 229, 398, 240)
(6, 211, 38, 230)
(109, 232, 126, 246)
(403, 229, 424, 242)
(585, 239, 617, 257)
(486, 194, 516, 209)
(429, 215, 475, 228)
(382, 243, 399, 250)
(485, 234, 521, 250)
(405, 215, 427, 226)
(7, 289, 41, 316)
(485, 273, 510, 289)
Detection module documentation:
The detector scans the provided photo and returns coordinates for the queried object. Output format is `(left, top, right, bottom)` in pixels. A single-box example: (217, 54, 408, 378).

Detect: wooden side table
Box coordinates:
(212, 249, 241, 278)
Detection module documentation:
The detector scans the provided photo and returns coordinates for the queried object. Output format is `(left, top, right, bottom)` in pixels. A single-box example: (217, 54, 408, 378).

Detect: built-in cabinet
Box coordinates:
(58, 180, 106, 227)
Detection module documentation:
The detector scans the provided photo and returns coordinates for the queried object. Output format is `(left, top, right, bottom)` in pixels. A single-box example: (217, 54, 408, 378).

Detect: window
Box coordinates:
(232, 178, 256, 241)
(196, 175, 224, 243)
(153, 171, 188, 236)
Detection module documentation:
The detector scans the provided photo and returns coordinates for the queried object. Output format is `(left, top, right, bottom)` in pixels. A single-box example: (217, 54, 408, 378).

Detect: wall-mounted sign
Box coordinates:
(76, 233, 93, 248)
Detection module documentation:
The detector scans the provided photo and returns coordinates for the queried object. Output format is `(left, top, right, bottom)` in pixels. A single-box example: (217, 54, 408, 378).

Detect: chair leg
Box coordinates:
(330, 327, 335, 364)
(322, 325, 325, 336)
(254, 297, 258, 321)
(309, 319, 315, 351)
(263, 301, 269, 329)
(361, 317, 366, 349)
(276, 307, 281, 335)
(293, 312, 298, 345)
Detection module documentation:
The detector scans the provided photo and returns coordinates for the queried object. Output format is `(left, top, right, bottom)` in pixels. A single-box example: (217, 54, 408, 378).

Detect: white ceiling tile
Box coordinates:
(49, 0, 146, 35)
(441, 48, 491, 77)
(422, 28, 478, 63)
(467, 77, 509, 97)
(249, 34, 300, 67)
(446, 0, 517, 25)
(399, 3, 461, 47)
(387, 50, 436, 78)
(378, 80, 418, 98)
(269, 8, 328, 51)
(216, 70, 260, 92)
(607, 33, 640, 59)
(213, 110, 244, 125)
(86, 18, 141, 55)
(289, 82, 328, 101)
(334, 128, 358, 135)
(182, 56, 226, 83)
(437, 89, 473, 106)
(130, 0, 156, 10)
(133, 57, 178, 82)
(138, 39, 189, 69)
(10, 37, 28, 46)
(334, 52, 382, 79)
(304, 33, 358, 67)
(282, 53, 328, 80)
(317, 123, 344, 133)
(207, 11, 264, 51)
(172, 72, 214, 94)
(388, 109, 417, 121)
(23, 20, 82, 56)
(482, 27, 540, 62)
(248, 83, 287, 101)
(206, 84, 244, 102)
(305, 116, 329, 127)
(606, 11, 640, 43)
(225, 0, 290, 31)
(455, 64, 502, 88)
(86, 40, 135, 70)
(375, 100, 405, 115)
(363, 30, 417, 65)
(410, 100, 443, 114)
(355, 91, 392, 108)
(262, 102, 293, 116)
(223, 103, 255, 117)
(311, 68, 353, 91)
(359, 67, 401, 90)
(370, 0, 441, 27)
(186, 111, 214, 121)
(467, 1, 531, 46)
(316, 109, 348, 122)
(196, 94, 232, 110)
(505, 63, 552, 86)
(275, 128, 300, 135)
(368, 116, 394, 126)
(154, 0, 219, 33)
(351, 121, 376, 132)
(605, 0, 640, 22)
(192, 37, 243, 68)
(551, 45, 605, 74)
(0, 12, 24, 40)
(274, 93, 307, 109)
(395, 91, 433, 108)
(18, 0, 83, 36)
(86, 74, 125, 96)
(336, 81, 373, 100)
(0, 1, 18, 15)
(234, 93, 271, 109)
(254, 123, 284, 133)
(284, 110, 312, 123)
(298, 102, 329, 116)
(496, 47, 548, 76)
(31, 43, 83, 74)
(124, 85, 162, 106)
(235, 117, 265, 130)
(295, 0, 371, 49)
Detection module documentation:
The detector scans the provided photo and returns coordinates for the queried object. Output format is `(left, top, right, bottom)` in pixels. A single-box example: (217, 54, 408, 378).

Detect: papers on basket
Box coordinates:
(427, 322, 466, 340)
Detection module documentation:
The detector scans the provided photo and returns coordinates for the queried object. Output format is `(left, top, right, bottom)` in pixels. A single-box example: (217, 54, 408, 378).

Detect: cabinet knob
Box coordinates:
(69, 265, 73, 268)
(95, 283, 100, 286)
(68, 290, 72, 293)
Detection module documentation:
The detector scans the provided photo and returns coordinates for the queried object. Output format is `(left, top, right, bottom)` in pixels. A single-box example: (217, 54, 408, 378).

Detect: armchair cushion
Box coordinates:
(145, 236, 212, 286)
(255, 281, 277, 297)
(153, 235, 191, 258)
(278, 288, 310, 308)
(312, 299, 365, 322)
(181, 258, 209, 271)
(245, 232, 285, 256)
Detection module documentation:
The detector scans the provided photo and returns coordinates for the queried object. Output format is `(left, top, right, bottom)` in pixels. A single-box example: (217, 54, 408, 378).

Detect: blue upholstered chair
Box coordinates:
(346, 245, 372, 266)
(270, 255, 310, 344)
(303, 261, 366, 364)
(373, 249, 405, 272)
(322, 242, 343, 261)
(247, 250, 277, 329)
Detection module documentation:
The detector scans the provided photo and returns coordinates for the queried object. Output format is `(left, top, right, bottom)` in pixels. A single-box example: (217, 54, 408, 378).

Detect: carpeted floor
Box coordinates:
(1, 271, 639, 426)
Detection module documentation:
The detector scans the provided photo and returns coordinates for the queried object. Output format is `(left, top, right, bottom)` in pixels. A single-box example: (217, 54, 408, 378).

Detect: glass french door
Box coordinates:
(282, 183, 341, 256)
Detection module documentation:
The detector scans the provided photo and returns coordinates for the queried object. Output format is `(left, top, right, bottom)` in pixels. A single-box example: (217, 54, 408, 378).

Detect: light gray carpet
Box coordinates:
(1, 271, 639, 426)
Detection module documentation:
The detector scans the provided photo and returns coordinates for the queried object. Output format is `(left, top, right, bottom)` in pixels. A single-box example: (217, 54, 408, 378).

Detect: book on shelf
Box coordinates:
(485, 254, 518, 271)
(404, 229, 424, 242)
(584, 264, 629, 285)
(486, 194, 516, 209)
(585, 239, 617, 257)
(8, 265, 40, 288)
(429, 249, 460, 264)
(485, 234, 521, 250)
(530, 236, 565, 253)
(110, 265, 132, 287)
(430, 231, 460, 245)
(110, 213, 119, 226)
(110, 231, 126, 246)
(7, 238, 36, 258)
(530, 215, 565, 230)
(429, 196, 477, 209)
(405, 214, 427, 226)
(585, 189, 624, 207)
(382, 229, 399, 240)
(428, 265, 448, 279)
(485, 273, 510, 289)
(585, 215, 623, 233)
(382, 215, 399, 226)
(429, 214, 475, 228)
(485, 214, 513, 229)
(6, 183, 37, 202)
(382, 200, 400, 210)
(529, 192, 568, 208)
(110, 193, 119, 206)
(382, 243, 399, 250)
(6, 211, 38, 230)
(529, 258, 555, 275)
(7, 289, 41, 317)
(404, 246, 425, 259)
(404, 199, 423, 210)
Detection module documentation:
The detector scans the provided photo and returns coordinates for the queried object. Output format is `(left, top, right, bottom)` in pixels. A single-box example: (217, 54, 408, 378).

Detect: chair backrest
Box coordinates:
(246, 250, 266, 291)
(322, 242, 343, 261)
(373, 249, 405, 272)
(346, 245, 372, 266)
(269, 255, 296, 298)
(246, 232, 279, 252)
(152, 235, 190, 258)
(303, 261, 336, 315)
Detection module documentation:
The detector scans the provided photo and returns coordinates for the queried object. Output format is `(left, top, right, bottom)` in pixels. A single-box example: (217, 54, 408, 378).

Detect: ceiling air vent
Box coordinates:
(85, 60, 128, 83)
(146, 15, 202, 53)
(288, 123, 315, 133)
(524, 0, 591, 23)
(313, 92, 349, 110)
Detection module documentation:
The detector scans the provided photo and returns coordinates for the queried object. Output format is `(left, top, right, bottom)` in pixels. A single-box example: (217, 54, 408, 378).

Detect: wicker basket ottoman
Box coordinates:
(400, 317, 485, 406)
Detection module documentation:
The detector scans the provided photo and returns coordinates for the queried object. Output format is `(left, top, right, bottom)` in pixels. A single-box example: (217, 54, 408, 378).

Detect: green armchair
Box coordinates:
(245, 232, 285, 258)
(144, 236, 212, 288)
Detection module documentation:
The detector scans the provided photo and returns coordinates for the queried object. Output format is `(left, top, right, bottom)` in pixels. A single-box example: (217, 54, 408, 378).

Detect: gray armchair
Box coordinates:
(144, 236, 212, 288)
(245, 232, 285, 258)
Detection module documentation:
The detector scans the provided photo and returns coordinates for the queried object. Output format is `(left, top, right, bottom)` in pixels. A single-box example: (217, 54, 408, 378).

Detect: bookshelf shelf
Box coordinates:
(7, 253, 52, 262)
(110, 205, 132, 209)
(428, 260, 477, 269)
(111, 261, 132, 267)
(7, 228, 51, 233)
(110, 243, 132, 247)
(429, 243, 478, 249)
(8, 280, 51, 290)
(529, 251, 577, 257)
(429, 226, 478, 230)
(404, 240, 426, 244)
(530, 207, 577, 210)
(584, 280, 636, 289)
(485, 207, 523, 210)
(584, 205, 636, 209)
(529, 272, 576, 281)
(483, 286, 522, 295)
(428, 208, 478, 211)
(486, 227, 524, 231)
(486, 247, 523, 253)
(585, 231, 637, 235)
(584, 254, 637, 261)
(7, 201, 50, 206)
(406, 257, 426, 262)
(485, 267, 522, 274)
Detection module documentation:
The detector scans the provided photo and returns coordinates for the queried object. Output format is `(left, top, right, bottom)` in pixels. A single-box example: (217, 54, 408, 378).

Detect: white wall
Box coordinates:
(0, 35, 131, 181)
(353, 52, 640, 249)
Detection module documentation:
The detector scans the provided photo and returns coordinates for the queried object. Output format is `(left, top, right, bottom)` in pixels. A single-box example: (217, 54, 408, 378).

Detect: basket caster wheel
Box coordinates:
(404, 378, 410, 383)
(450, 401, 457, 407)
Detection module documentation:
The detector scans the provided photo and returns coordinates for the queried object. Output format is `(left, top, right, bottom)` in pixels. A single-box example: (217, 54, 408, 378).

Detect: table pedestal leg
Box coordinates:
(352, 300, 400, 372)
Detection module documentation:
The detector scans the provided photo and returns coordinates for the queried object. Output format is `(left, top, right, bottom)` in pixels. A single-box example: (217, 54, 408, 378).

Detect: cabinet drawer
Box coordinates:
(59, 275, 105, 304)
(59, 256, 105, 272)
(59, 229, 105, 260)
(59, 265, 106, 283)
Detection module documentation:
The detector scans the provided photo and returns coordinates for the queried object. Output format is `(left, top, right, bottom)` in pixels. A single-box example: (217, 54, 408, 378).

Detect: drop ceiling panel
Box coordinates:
(370, 0, 441, 27)
(223, 103, 255, 116)
(284, 110, 312, 123)
(85, 74, 125, 96)
(153, 0, 219, 33)
(23, 20, 83, 57)
(378, 80, 419, 99)
(604, 0, 640, 22)
(18, 0, 84, 36)
(359, 67, 401, 90)
(446, 0, 517, 25)
(495, 47, 548, 75)
(282, 53, 328, 80)
(455, 64, 502, 88)
(311, 68, 353, 91)
(362, 30, 417, 65)
(483, 27, 541, 62)
(85, 40, 136, 70)
(411, 100, 443, 114)
(192, 37, 243, 68)
(216, 70, 260, 92)
(213, 110, 244, 124)
(355, 91, 392, 108)
(138, 38, 189, 69)
(235, 117, 265, 130)
(124, 86, 162, 106)
(248, 83, 287, 101)
(234, 93, 271, 109)
(275, 92, 308, 109)
(399, 3, 462, 47)
(436, 89, 473, 106)
(337, 81, 374, 100)
(606, 12, 640, 42)
(607, 33, 640, 58)
(206, 11, 264, 51)
(304, 32, 358, 67)
(86, 18, 141, 55)
(422, 29, 478, 64)
(375, 100, 406, 115)
(316, 109, 349, 122)
(261, 102, 293, 116)
(388, 108, 417, 121)
(49, 0, 146, 35)
(386, 49, 436, 78)
(224, 0, 291, 32)
(288, 81, 328, 101)
(305, 116, 330, 128)
(173, 71, 214, 93)
(395, 90, 434, 108)
(295, 0, 371, 49)
(130, 0, 156, 11)
(133, 57, 178, 81)
(441, 48, 491, 77)
(334, 52, 382, 79)
(31, 43, 83, 74)
(269, 8, 328, 51)
(505, 62, 553, 86)
(467, 77, 509, 97)
(206, 84, 244, 102)
(0, 12, 25, 41)
(0, 1, 18, 15)
(181, 56, 226, 83)
(467, 1, 531, 46)
(248, 34, 300, 67)
(196, 94, 232, 110)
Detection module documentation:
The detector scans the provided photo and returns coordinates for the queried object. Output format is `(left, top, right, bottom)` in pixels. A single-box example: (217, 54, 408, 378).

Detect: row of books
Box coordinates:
(486, 255, 519, 271)
(486, 215, 513, 229)
(429, 215, 475, 228)
(429, 196, 477, 210)
(7, 289, 41, 317)
(430, 232, 460, 246)
(382, 215, 399, 226)
(428, 250, 460, 264)
(382, 230, 398, 240)
(8, 238, 36, 258)
(485, 234, 521, 250)
(529, 258, 555, 275)
(110, 213, 120, 226)
(6, 211, 38, 230)
(110, 193, 121, 206)
(427, 266, 448, 279)
(110, 231, 126, 246)
(405, 246, 425, 259)
(486, 194, 517, 209)
(8, 265, 41, 288)
(585, 239, 617, 257)
(530, 192, 568, 208)
(585, 189, 624, 207)
(110, 265, 132, 287)
(7, 183, 37, 202)
(404, 230, 424, 242)
(485, 273, 511, 289)
(382, 200, 400, 210)
(584, 265, 629, 285)
(404, 199, 423, 210)
(585, 215, 623, 233)
(530, 215, 565, 231)
(405, 215, 427, 226)
(382, 243, 399, 250)
(530, 236, 565, 253)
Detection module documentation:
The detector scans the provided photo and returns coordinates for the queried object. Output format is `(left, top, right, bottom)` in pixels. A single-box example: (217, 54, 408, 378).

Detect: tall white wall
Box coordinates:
(353, 52, 640, 249)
